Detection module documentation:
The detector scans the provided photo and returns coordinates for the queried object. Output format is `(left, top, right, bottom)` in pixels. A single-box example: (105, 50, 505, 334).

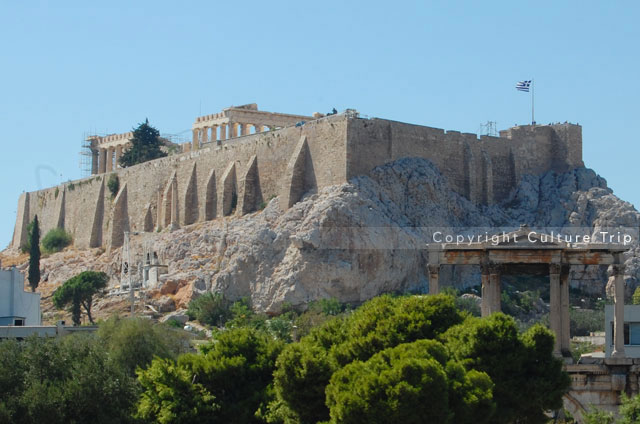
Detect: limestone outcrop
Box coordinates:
(4, 158, 639, 318)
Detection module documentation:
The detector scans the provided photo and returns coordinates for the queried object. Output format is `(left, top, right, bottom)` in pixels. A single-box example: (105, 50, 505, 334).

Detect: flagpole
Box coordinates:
(531, 79, 535, 125)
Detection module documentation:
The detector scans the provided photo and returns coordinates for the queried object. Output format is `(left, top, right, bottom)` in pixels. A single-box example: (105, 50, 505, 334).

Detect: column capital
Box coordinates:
(549, 263, 562, 275)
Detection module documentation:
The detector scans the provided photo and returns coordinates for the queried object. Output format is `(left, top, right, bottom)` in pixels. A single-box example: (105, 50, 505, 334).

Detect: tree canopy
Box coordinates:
(52, 271, 108, 325)
(1, 293, 572, 423)
(268, 294, 569, 424)
(136, 327, 284, 424)
(0, 335, 138, 424)
(119, 119, 167, 167)
(97, 315, 190, 376)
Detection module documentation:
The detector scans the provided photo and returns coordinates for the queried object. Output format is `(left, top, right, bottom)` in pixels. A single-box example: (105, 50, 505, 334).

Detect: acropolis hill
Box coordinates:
(11, 104, 584, 251)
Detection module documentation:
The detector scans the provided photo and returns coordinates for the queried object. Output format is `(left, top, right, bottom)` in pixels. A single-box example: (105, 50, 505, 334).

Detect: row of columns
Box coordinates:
(427, 261, 626, 358)
(192, 122, 274, 151)
(92, 145, 124, 174)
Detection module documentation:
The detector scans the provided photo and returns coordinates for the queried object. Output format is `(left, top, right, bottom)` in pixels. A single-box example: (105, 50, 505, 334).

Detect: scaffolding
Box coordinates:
(79, 132, 96, 177)
(479, 121, 498, 137)
(161, 130, 191, 145)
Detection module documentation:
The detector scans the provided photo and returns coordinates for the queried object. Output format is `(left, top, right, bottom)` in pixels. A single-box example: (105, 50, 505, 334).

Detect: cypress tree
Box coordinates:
(119, 119, 167, 167)
(28, 215, 41, 292)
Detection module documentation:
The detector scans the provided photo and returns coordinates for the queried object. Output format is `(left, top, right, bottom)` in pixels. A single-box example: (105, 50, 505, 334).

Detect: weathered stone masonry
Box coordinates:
(11, 109, 583, 251)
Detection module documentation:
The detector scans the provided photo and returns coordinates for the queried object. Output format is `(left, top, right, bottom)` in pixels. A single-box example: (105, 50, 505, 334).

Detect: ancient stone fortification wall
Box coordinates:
(12, 114, 582, 250)
(347, 118, 582, 204)
(12, 115, 349, 250)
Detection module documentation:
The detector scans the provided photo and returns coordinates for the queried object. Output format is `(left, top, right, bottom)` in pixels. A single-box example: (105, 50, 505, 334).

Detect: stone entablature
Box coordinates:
(190, 103, 314, 151)
(13, 110, 584, 251)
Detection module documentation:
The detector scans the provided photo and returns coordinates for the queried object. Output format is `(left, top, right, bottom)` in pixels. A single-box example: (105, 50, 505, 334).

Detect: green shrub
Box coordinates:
(98, 315, 190, 376)
(456, 295, 481, 317)
(41, 228, 72, 253)
(187, 292, 232, 326)
(107, 173, 120, 197)
(166, 318, 183, 328)
(226, 297, 268, 329)
(583, 406, 615, 424)
(294, 298, 350, 339)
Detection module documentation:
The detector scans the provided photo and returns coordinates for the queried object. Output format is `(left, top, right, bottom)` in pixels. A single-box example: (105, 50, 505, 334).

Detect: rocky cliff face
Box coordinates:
(4, 158, 639, 318)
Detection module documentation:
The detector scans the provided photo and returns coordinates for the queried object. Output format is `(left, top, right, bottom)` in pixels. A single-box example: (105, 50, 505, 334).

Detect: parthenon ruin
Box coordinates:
(190, 103, 315, 151)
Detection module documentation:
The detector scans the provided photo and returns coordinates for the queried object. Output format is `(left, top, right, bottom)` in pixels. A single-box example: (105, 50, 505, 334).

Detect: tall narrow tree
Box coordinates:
(27, 215, 41, 292)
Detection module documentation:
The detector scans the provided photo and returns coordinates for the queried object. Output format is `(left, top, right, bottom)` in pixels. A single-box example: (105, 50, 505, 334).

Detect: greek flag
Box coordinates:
(516, 80, 531, 92)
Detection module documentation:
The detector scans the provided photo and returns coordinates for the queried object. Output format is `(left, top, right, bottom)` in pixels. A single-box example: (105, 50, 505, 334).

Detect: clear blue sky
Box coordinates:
(1, 1, 638, 248)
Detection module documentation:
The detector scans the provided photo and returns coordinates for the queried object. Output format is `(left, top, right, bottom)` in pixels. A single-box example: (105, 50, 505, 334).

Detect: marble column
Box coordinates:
(91, 149, 99, 175)
(428, 264, 440, 295)
(220, 123, 227, 141)
(202, 127, 209, 143)
(549, 263, 562, 356)
(192, 129, 198, 150)
(115, 145, 123, 169)
(242, 123, 252, 136)
(481, 263, 491, 317)
(254, 124, 264, 133)
(193, 129, 201, 151)
(211, 125, 218, 145)
(98, 148, 107, 174)
(612, 262, 626, 358)
(106, 147, 114, 172)
(229, 122, 237, 138)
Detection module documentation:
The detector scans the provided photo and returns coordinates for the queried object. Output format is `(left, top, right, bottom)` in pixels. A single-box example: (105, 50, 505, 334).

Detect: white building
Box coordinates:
(605, 304, 640, 358)
(0, 267, 41, 326)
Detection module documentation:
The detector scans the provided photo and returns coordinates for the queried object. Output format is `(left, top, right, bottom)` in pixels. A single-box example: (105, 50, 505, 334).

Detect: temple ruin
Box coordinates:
(86, 132, 134, 174)
(428, 225, 636, 421)
(190, 103, 315, 151)
(427, 225, 629, 358)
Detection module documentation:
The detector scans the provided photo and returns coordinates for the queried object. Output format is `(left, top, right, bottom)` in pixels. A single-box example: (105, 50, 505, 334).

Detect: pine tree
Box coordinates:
(28, 215, 41, 292)
(119, 119, 167, 167)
